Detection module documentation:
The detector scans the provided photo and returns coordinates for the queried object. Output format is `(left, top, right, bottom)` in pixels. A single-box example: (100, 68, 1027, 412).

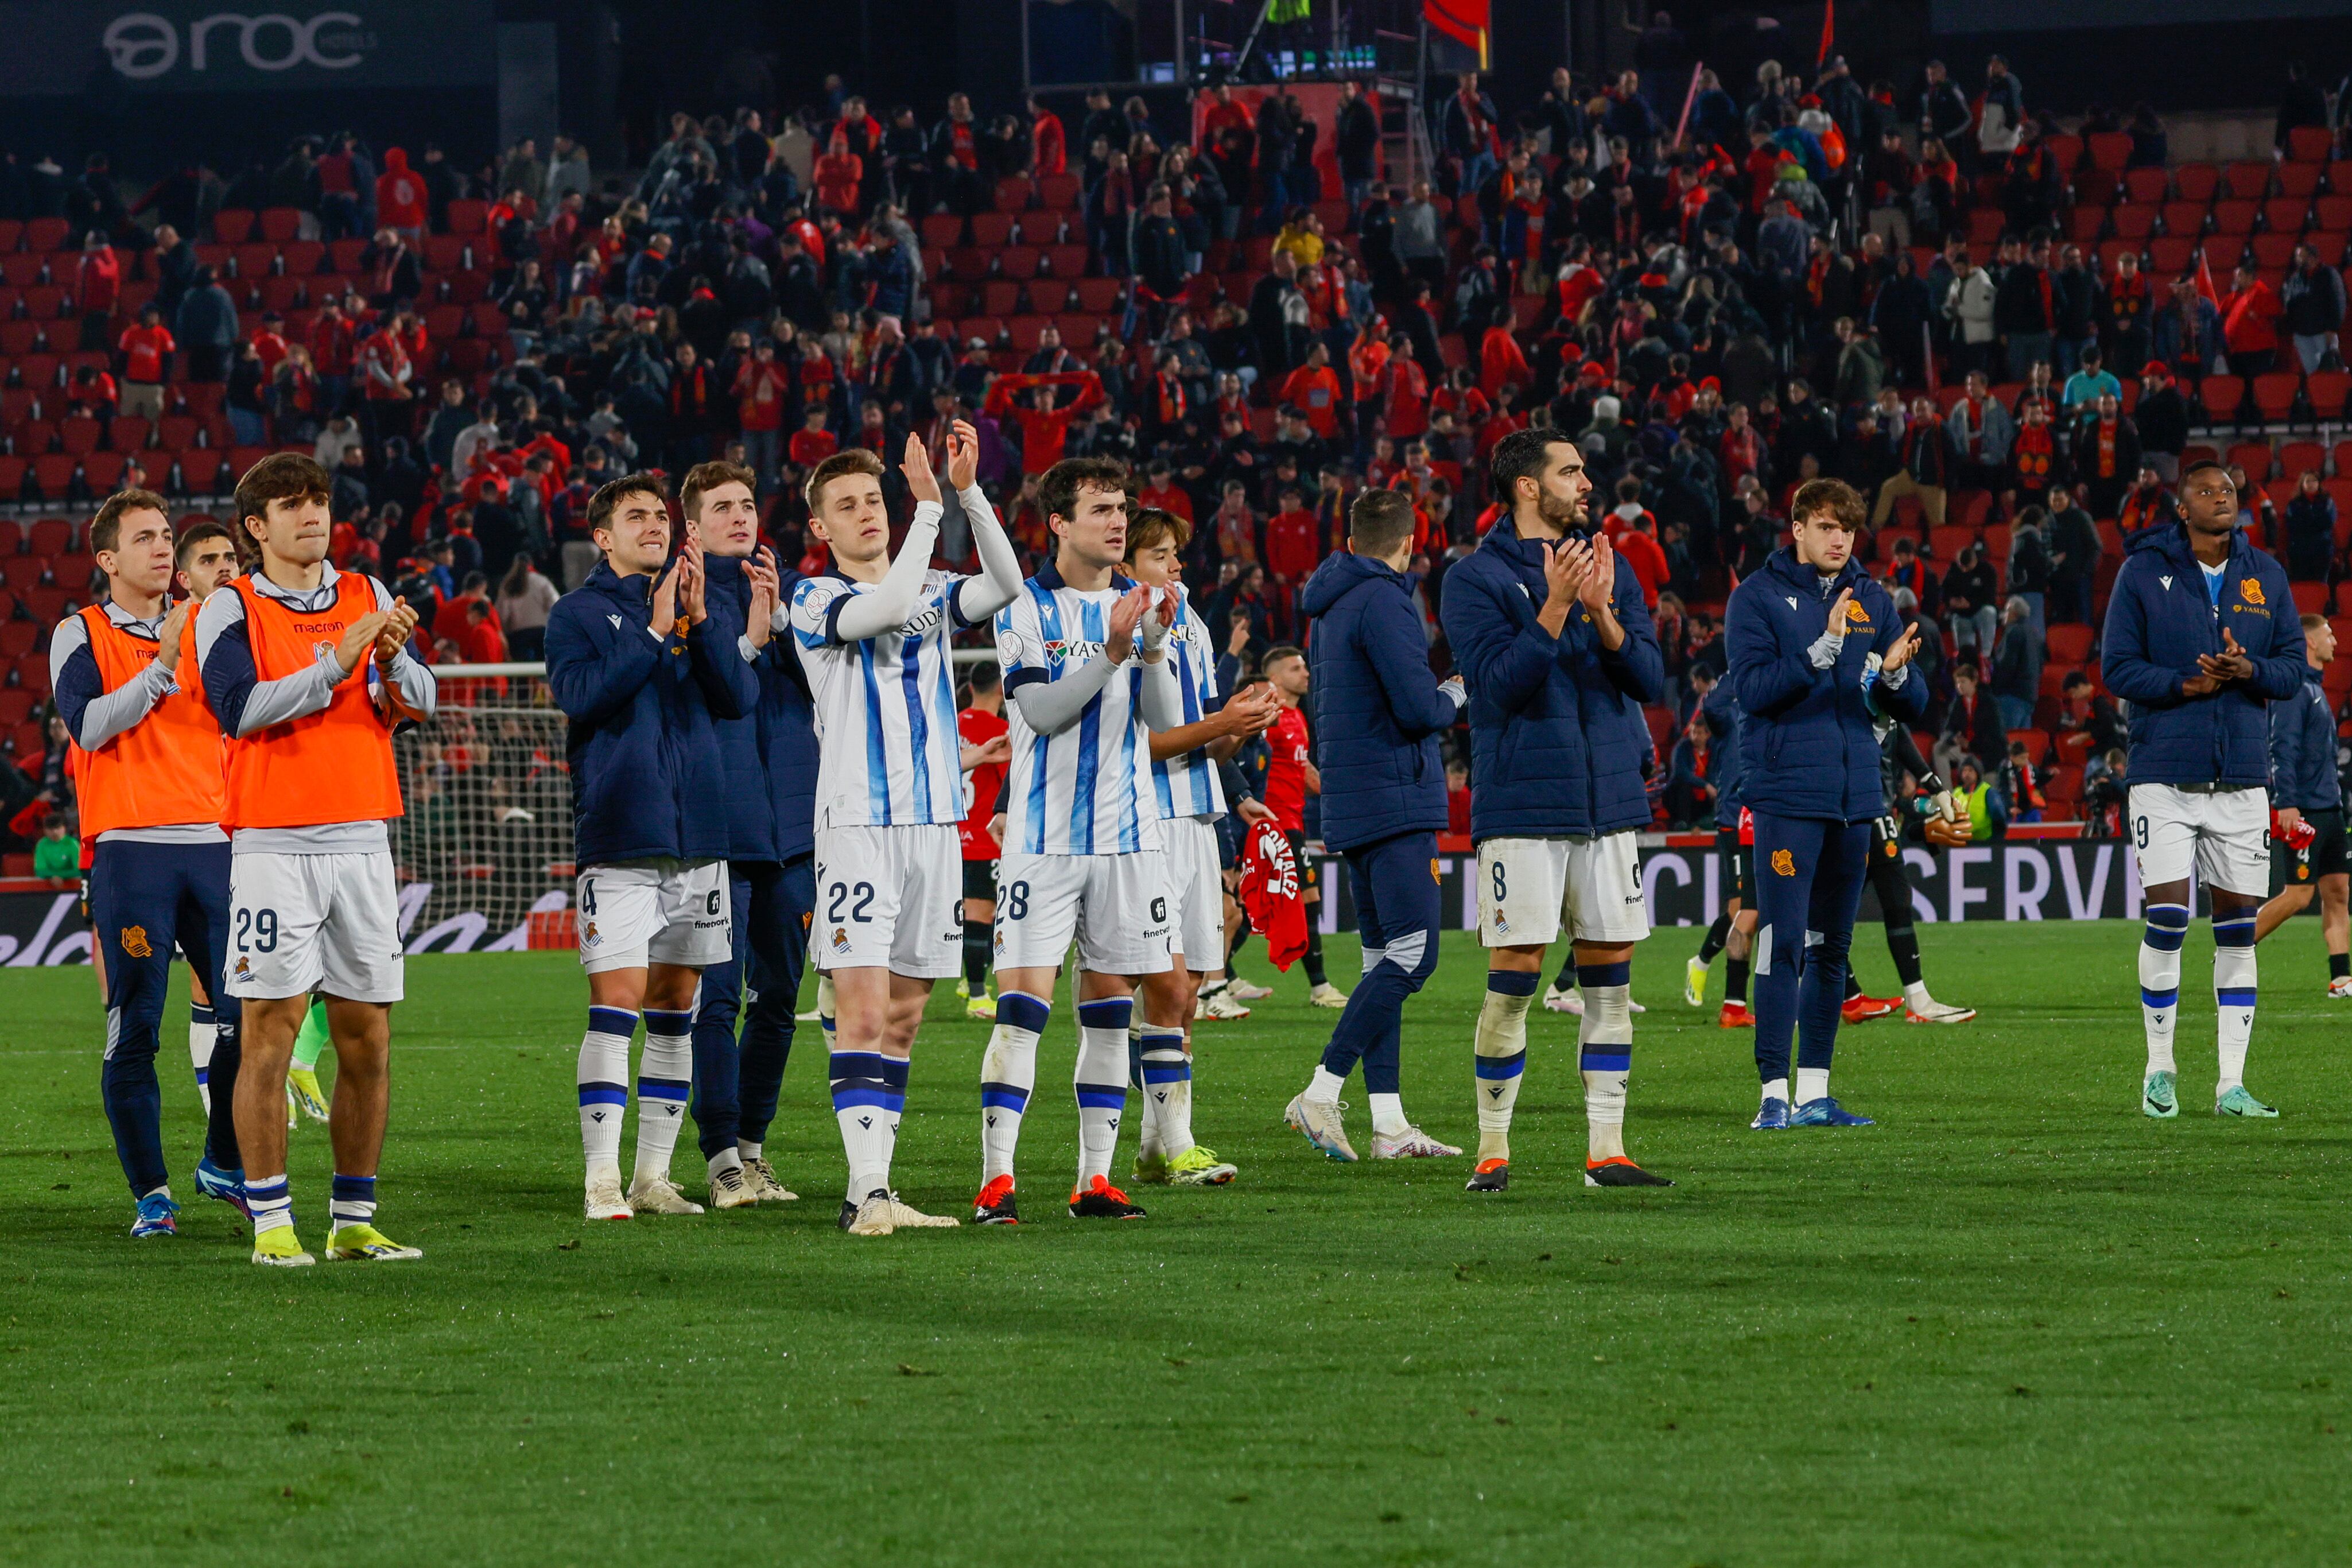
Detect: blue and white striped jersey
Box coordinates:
(996, 563, 1162, 856)
(1152, 587, 1225, 821)
(789, 569, 970, 830)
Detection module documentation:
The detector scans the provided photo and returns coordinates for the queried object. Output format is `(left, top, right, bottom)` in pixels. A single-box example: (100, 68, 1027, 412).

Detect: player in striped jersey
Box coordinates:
(1121, 508, 1278, 1187)
(974, 457, 1188, 1224)
(787, 429, 1023, 1235)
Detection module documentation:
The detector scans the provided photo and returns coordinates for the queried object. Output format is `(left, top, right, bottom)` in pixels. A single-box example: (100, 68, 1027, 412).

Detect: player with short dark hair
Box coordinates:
(976, 456, 1187, 1223)
(1258, 642, 1348, 1008)
(195, 453, 436, 1263)
(1724, 476, 1927, 1131)
(1123, 506, 1277, 1186)
(2103, 459, 2304, 1117)
(1439, 427, 1670, 1191)
(53, 492, 246, 1238)
(1284, 486, 1465, 1162)
(2254, 614, 2348, 991)
(672, 458, 820, 1209)
(546, 472, 756, 1220)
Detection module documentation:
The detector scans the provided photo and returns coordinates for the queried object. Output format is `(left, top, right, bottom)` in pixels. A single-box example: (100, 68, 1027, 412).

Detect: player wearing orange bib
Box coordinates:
(51, 492, 244, 1238)
(194, 454, 436, 1266)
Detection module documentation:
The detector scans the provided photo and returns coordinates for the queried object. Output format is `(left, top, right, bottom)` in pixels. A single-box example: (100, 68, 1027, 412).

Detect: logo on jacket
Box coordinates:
(607, 614, 623, 628)
(1770, 848, 1795, 876)
(119, 925, 152, 958)
(2160, 575, 2174, 589)
(1784, 596, 1798, 610)
(1843, 600, 1872, 628)
(2240, 578, 2266, 606)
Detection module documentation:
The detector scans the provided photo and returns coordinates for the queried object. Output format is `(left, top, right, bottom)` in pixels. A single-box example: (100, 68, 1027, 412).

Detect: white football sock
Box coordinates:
(2141, 905, 2188, 1076)
(1139, 1027, 1193, 1156)
(1473, 974, 1535, 1162)
(631, 1008, 693, 1183)
(1368, 1092, 1407, 1136)
(1795, 1066, 1830, 1105)
(1761, 1077, 1790, 1105)
(2214, 917, 2257, 1095)
(981, 992, 1048, 1183)
(576, 1006, 636, 1175)
(1073, 997, 1132, 1186)
(829, 1049, 893, 1200)
(1305, 1065, 1346, 1105)
(1577, 964, 1633, 1161)
(189, 1003, 216, 1115)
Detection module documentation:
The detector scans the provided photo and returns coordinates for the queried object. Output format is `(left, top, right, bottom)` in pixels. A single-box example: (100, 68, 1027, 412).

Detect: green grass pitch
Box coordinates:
(3, 921, 2350, 1567)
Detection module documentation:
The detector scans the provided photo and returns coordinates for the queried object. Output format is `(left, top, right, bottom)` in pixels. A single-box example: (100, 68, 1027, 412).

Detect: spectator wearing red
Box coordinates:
(983, 370, 1105, 475)
(1478, 321, 1530, 399)
(1264, 486, 1319, 585)
(1137, 461, 1194, 524)
(1029, 95, 1068, 175)
(1348, 317, 1392, 430)
(116, 304, 174, 426)
(1279, 341, 1343, 440)
(815, 132, 864, 218)
(250, 312, 290, 377)
(376, 147, 427, 238)
(1602, 477, 1670, 609)
(1382, 351, 1428, 440)
(310, 296, 359, 407)
(2221, 259, 2284, 378)
(1210, 482, 1259, 566)
(75, 232, 120, 353)
(787, 406, 839, 471)
(732, 339, 793, 488)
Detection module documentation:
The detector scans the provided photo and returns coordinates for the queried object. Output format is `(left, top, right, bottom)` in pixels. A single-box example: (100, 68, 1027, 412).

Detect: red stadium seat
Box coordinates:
(2252, 233, 2300, 270)
(56, 417, 100, 455)
(2211, 200, 2258, 236)
(2252, 374, 2301, 425)
(2228, 440, 2276, 479)
(1025, 278, 1069, 313)
(919, 214, 962, 249)
(448, 200, 489, 235)
(993, 177, 1033, 213)
(1043, 243, 1088, 278)
(2293, 581, 2331, 615)
(2198, 375, 2247, 424)
(2289, 127, 2334, 162)
(29, 454, 74, 498)
(2279, 440, 2326, 479)
(2306, 371, 2350, 421)
(2122, 168, 2169, 205)
(1073, 277, 1123, 313)
(211, 208, 255, 243)
(2147, 236, 2195, 275)
(2223, 161, 2273, 200)
(2279, 161, 2323, 199)
(2160, 200, 2209, 238)
(79, 452, 125, 492)
(980, 280, 1020, 317)
(2174, 164, 2220, 201)
(258, 207, 302, 243)
(969, 214, 1013, 248)
(2087, 133, 2132, 172)
(998, 246, 1041, 281)
(2047, 624, 2094, 663)
(2262, 197, 2311, 235)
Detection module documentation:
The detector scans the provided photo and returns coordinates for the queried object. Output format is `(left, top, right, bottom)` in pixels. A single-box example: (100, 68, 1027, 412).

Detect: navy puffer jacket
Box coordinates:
(1725, 546, 1929, 823)
(1301, 552, 1457, 851)
(2101, 522, 2303, 789)
(1439, 521, 1664, 841)
(701, 553, 821, 863)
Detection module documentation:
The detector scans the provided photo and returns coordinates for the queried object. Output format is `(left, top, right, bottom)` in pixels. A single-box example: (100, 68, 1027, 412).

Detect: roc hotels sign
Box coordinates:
(0, 1, 495, 91)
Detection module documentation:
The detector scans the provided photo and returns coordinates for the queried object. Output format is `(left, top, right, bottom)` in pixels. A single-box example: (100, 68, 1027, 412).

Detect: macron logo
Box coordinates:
(607, 614, 623, 628)
(2160, 576, 2174, 590)
(1784, 596, 1798, 610)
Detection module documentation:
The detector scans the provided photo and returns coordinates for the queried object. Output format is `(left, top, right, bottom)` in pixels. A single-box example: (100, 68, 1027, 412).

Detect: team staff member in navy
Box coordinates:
(1440, 426, 1671, 1193)
(1282, 488, 1468, 1164)
(1724, 476, 1927, 1131)
(2253, 615, 2347, 993)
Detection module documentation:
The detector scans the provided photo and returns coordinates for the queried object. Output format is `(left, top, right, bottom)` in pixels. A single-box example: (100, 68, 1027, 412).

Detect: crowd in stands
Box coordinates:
(8, 36, 2352, 867)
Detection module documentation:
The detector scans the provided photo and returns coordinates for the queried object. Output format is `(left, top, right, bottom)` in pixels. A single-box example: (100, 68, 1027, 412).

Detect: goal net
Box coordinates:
(391, 664, 576, 954)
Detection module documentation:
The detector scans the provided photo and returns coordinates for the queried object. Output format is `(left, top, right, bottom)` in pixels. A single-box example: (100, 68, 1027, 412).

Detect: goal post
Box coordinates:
(393, 653, 997, 954)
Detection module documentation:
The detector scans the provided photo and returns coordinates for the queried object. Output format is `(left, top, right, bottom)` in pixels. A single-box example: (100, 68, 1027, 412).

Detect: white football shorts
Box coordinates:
(1161, 814, 1227, 971)
(226, 848, 404, 1004)
(1477, 832, 1649, 948)
(2129, 783, 2269, 897)
(576, 857, 732, 975)
(812, 823, 962, 978)
(993, 848, 1173, 975)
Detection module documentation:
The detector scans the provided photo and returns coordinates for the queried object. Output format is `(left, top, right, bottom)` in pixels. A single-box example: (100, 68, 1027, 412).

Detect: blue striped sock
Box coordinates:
(577, 1007, 636, 1171)
(2214, 914, 2258, 1093)
(832, 1050, 894, 1198)
(247, 1173, 293, 1236)
(632, 1009, 693, 1181)
(329, 1173, 376, 1231)
(981, 992, 1049, 1185)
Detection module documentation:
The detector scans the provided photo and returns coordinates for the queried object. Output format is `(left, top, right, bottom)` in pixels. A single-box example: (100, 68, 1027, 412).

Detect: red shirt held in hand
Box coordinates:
(1238, 820, 1307, 971)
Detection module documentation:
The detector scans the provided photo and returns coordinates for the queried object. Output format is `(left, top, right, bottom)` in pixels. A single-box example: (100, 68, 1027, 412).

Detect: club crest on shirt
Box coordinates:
(582, 921, 599, 948)
(1843, 600, 1872, 628)
(234, 955, 251, 977)
(2239, 578, 2266, 606)
(1770, 848, 1796, 876)
(119, 925, 151, 958)
(832, 926, 851, 954)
